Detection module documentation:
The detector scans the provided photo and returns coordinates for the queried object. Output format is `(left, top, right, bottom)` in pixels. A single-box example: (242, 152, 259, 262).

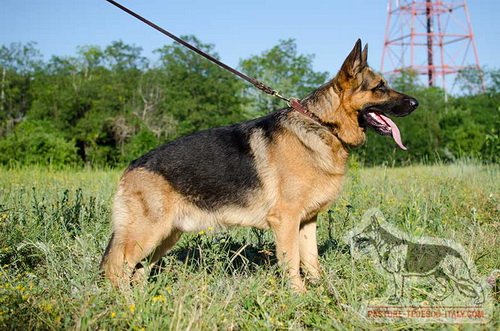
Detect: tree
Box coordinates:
(104, 41, 148, 72)
(0, 42, 42, 74)
(239, 39, 329, 116)
(453, 66, 500, 95)
(129, 68, 177, 140)
(0, 42, 43, 133)
(455, 66, 486, 96)
(154, 36, 247, 138)
(447, 92, 500, 162)
(386, 69, 423, 94)
(1, 39, 498, 168)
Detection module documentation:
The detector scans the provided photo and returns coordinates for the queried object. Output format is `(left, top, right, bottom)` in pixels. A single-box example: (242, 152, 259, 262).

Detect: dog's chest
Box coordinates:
(306, 173, 346, 214)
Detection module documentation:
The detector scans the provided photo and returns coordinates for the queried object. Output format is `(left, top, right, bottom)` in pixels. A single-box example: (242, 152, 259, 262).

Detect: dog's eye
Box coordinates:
(373, 82, 387, 93)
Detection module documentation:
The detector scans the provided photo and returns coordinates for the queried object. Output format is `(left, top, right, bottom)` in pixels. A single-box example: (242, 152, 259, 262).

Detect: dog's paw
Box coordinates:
(388, 295, 401, 305)
(291, 282, 307, 294)
(304, 275, 320, 286)
(474, 296, 485, 305)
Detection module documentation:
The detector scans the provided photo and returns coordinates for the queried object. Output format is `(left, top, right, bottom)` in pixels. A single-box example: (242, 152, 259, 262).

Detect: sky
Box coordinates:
(1, 0, 499, 85)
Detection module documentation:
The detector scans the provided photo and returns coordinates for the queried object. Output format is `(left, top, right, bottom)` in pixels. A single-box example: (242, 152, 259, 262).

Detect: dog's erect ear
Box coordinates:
(339, 39, 366, 77)
(370, 215, 380, 228)
(362, 43, 368, 67)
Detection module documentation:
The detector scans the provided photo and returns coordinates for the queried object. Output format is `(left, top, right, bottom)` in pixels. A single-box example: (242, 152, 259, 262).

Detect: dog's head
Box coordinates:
(314, 39, 419, 148)
(352, 215, 381, 251)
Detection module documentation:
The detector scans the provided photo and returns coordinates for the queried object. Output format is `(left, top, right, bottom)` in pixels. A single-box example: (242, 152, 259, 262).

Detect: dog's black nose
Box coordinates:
(408, 98, 419, 109)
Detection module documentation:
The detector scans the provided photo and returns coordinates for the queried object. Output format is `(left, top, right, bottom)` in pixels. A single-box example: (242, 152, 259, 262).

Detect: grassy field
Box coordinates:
(0, 162, 499, 330)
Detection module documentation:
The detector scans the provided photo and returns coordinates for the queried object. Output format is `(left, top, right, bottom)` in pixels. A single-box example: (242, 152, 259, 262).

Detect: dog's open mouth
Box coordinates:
(360, 110, 407, 150)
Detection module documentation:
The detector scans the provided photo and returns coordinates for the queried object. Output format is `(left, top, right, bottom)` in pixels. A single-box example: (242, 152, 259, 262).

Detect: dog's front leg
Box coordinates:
(299, 216, 320, 281)
(389, 273, 404, 304)
(268, 212, 304, 293)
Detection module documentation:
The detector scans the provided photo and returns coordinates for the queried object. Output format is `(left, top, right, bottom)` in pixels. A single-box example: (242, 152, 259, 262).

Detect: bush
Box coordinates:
(123, 127, 159, 162)
(439, 108, 486, 159)
(0, 120, 79, 167)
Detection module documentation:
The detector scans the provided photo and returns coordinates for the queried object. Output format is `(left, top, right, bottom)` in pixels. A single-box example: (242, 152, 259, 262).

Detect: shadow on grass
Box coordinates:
(148, 235, 350, 280)
(150, 241, 277, 279)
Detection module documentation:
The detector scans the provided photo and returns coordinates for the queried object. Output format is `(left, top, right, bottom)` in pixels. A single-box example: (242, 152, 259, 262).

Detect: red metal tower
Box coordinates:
(380, 0, 484, 93)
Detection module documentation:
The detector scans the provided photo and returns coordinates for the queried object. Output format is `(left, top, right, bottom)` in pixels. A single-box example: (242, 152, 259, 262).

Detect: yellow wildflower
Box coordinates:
(152, 295, 166, 303)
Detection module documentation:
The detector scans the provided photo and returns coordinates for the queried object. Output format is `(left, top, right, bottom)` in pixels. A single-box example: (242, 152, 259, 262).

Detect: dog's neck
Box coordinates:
(299, 79, 365, 148)
(302, 82, 341, 121)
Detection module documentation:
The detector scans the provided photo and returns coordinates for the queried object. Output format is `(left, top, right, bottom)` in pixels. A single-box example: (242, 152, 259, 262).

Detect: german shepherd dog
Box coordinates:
(100, 40, 419, 292)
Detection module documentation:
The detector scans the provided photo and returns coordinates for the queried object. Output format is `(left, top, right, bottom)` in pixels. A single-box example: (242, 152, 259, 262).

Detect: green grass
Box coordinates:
(0, 162, 499, 330)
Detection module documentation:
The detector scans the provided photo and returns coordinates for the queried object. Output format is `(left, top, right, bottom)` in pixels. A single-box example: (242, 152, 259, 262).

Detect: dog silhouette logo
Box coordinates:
(346, 208, 492, 323)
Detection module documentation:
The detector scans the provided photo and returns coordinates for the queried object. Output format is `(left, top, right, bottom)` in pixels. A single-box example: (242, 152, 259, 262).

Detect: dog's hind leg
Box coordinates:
(441, 257, 484, 304)
(149, 229, 183, 265)
(101, 170, 178, 288)
(100, 188, 136, 288)
(101, 218, 165, 288)
(432, 271, 453, 301)
(299, 216, 320, 281)
(100, 232, 124, 287)
(102, 213, 174, 288)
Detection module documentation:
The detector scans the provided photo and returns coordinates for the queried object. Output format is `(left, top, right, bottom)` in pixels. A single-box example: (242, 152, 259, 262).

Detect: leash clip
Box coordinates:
(269, 89, 291, 104)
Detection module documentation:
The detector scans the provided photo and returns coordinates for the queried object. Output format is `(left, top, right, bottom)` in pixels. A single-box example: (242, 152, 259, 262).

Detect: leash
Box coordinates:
(105, 0, 323, 124)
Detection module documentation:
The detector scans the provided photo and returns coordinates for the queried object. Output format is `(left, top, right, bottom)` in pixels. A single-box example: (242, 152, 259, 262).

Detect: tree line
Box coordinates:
(0, 38, 498, 168)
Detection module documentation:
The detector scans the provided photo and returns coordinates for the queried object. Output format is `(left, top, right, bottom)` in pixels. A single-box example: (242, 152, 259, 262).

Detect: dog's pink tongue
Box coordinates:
(379, 114, 407, 150)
